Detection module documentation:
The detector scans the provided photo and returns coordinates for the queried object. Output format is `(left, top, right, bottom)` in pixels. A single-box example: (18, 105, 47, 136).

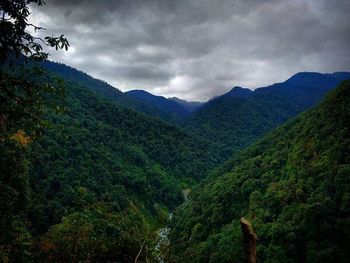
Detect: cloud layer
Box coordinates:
(30, 0, 350, 101)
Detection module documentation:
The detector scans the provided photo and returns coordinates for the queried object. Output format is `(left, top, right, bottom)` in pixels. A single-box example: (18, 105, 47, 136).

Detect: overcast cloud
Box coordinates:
(30, 0, 350, 101)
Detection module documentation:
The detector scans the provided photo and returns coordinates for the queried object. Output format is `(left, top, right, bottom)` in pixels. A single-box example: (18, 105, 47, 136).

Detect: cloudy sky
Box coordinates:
(30, 0, 350, 101)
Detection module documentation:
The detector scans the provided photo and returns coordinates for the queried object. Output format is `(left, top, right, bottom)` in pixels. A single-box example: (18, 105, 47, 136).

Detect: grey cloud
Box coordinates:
(29, 0, 350, 101)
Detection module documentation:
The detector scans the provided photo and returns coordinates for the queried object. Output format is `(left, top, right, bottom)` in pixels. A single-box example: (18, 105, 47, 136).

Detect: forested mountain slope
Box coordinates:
(25, 72, 220, 261)
(41, 61, 186, 124)
(168, 97, 203, 113)
(126, 89, 189, 122)
(170, 80, 350, 262)
(184, 72, 350, 159)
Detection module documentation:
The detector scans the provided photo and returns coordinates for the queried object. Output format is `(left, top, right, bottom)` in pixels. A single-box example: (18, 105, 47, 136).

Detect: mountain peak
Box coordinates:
(127, 89, 161, 97)
(286, 72, 324, 84)
(126, 89, 191, 118)
(284, 71, 350, 90)
(224, 86, 252, 98)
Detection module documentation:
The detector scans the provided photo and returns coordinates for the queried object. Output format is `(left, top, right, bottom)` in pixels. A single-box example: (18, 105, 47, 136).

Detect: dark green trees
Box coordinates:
(169, 81, 350, 262)
(0, 0, 68, 62)
(21, 72, 219, 261)
(0, 1, 68, 260)
(184, 72, 350, 159)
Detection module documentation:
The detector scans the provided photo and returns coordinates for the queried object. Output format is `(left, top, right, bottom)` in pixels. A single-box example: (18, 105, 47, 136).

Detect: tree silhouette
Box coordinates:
(0, 0, 69, 63)
(0, 1, 69, 261)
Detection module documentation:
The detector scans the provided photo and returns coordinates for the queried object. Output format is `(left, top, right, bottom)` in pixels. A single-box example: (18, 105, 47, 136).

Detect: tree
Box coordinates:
(0, 1, 69, 261)
(0, 0, 69, 63)
(0, 0, 69, 139)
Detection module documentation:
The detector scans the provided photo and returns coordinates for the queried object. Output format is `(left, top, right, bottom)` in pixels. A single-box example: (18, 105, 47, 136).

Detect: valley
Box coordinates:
(1, 1, 350, 261)
(2, 61, 349, 262)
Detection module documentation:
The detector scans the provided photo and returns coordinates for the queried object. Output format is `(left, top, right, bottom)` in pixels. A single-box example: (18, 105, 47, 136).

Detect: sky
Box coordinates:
(30, 0, 350, 101)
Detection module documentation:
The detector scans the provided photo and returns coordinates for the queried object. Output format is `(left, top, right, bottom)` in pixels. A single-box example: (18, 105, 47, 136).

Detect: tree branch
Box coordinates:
(135, 241, 145, 263)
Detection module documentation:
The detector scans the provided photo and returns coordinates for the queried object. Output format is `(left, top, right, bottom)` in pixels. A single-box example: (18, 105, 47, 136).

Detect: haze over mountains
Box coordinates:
(41, 61, 350, 159)
(168, 97, 203, 113)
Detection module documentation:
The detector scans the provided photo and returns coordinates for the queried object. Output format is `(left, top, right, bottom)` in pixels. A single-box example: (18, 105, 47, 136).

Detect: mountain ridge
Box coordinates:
(168, 97, 203, 113)
(170, 80, 350, 262)
(183, 71, 350, 159)
(40, 61, 189, 124)
(126, 89, 190, 120)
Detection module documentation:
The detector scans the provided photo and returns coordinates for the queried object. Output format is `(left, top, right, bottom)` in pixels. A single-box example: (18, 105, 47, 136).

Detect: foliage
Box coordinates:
(34, 204, 157, 262)
(0, 0, 68, 63)
(169, 81, 350, 262)
(0, 0, 69, 139)
(0, 68, 65, 141)
(12, 70, 220, 261)
(184, 72, 350, 159)
(126, 89, 191, 123)
(2, 2, 350, 262)
(0, 1, 69, 261)
(0, 139, 31, 261)
(40, 61, 188, 124)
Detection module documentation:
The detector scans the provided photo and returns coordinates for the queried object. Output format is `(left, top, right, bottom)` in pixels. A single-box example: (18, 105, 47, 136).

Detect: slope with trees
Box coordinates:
(41, 61, 188, 124)
(184, 72, 350, 159)
(0, 0, 69, 260)
(25, 70, 221, 261)
(0, 1, 218, 260)
(169, 80, 350, 262)
(126, 89, 190, 122)
(168, 97, 203, 113)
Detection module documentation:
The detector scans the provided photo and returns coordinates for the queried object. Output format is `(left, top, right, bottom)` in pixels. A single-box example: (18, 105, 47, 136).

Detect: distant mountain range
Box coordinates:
(40, 61, 349, 159)
(183, 71, 350, 158)
(41, 61, 205, 124)
(222, 86, 252, 98)
(40, 61, 189, 123)
(126, 90, 190, 118)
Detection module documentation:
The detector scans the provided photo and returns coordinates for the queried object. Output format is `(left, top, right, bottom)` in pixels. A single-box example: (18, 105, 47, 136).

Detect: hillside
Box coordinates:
(40, 61, 187, 124)
(184, 72, 350, 159)
(168, 97, 203, 113)
(169, 80, 350, 262)
(126, 89, 189, 122)
(1, 1, 349, 262)
(222, 86, 253, 98)
(23, 71, 220, 261)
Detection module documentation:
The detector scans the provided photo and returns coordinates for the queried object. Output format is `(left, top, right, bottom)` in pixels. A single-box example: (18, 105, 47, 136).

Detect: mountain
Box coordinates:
(184, 72, 350, 159)
(126, 90, 190, 121)
(222, 86, 252, 98)
(169, 80, 350, 262)
(168, 97, 204, 113)
(254, 72, 349, 107)
(24, 69, 222, 261)
(40, 61, 186, 124)
(4, 58, 350, 262)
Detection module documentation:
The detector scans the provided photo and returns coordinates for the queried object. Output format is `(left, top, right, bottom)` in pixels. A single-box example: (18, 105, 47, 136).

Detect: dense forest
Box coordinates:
(40, 61, 189, 125)
(1, 68, 221, 261)
(1, 1, 350, 262)
(169, 80, 350, 262)
(2, 63, 349, 263)
(40, 61, 349, 162)
(184, 72, 350, 158)
(2, 60, 350, 263)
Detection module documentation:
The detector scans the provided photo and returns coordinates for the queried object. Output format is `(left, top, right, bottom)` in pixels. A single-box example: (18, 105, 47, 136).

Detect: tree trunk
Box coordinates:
(240, 217, 257, 263)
